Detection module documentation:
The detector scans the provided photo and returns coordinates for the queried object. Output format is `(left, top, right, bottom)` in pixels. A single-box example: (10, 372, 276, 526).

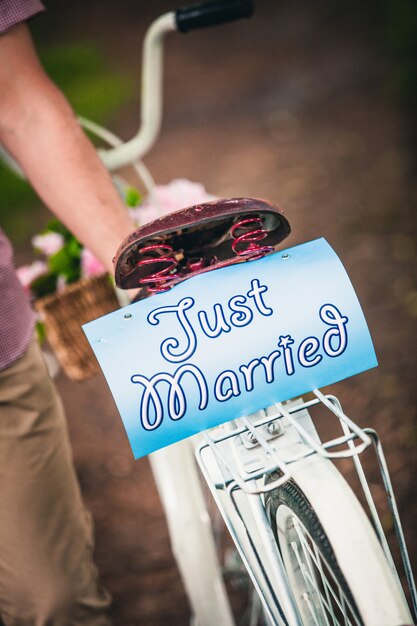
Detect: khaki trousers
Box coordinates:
(0, 338, 112, 626)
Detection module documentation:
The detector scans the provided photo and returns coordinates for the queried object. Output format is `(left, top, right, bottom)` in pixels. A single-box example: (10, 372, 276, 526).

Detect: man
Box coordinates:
(0, 1, 136, 623)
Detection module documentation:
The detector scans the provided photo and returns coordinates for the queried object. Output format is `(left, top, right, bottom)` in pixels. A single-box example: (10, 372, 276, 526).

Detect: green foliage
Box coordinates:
(0, 165, 41, 244)
(30, 272, 58, 298)
(48, 246, 81, 283)
(125, 186, 142, 208)
(382, 0, 417, 100)
(39, 41, 134, 125)
(0, 165, 38, 208)
(30, 218, 84, 297)
(42, 218, 73, 237)
(383, 0, 417, 55)
(35, 320, 46, 344)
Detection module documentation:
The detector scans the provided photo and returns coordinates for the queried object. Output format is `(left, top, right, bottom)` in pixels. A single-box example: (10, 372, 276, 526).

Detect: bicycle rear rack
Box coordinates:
(197, 391, 371, 495)
(196, 389, 417, 621)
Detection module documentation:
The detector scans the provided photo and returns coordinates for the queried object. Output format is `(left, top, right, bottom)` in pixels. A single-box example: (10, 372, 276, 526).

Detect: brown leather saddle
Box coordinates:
(114, 197, 291, 296)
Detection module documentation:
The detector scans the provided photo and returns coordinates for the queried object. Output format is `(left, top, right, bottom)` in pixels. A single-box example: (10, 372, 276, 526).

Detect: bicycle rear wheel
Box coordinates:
(265, 453, 412, 626)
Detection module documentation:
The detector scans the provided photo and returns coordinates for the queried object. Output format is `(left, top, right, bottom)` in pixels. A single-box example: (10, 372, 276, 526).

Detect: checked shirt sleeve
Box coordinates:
(0, 0, 45, 34)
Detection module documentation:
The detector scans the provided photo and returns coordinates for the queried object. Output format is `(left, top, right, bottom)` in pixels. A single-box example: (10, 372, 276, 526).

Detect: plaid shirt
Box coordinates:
(0, 0, 45, 369)
(0, 0, 44, 33)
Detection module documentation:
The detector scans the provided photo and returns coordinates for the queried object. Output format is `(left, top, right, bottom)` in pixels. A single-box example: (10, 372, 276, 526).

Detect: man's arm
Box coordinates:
(0, 23, 134, 274)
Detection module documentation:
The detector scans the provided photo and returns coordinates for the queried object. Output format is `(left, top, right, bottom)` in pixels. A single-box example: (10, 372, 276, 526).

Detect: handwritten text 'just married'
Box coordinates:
(131, 279, 348, 430)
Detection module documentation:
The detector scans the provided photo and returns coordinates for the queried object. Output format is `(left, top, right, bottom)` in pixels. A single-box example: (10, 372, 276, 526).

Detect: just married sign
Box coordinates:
(83, 238, 377, 459)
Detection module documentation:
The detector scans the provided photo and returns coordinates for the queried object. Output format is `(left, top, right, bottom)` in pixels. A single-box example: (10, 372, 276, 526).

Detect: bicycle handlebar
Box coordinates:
(96, 4, 254, 171)
(175, 0, 254, 33)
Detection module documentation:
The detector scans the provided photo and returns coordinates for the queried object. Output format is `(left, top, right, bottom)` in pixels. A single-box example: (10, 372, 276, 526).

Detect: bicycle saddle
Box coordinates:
(114, 197, 291, 295)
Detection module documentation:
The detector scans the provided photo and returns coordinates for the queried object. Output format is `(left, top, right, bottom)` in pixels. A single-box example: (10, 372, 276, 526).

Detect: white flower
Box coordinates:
(56, 275, 68, 292)
(32, 232, 65, 256)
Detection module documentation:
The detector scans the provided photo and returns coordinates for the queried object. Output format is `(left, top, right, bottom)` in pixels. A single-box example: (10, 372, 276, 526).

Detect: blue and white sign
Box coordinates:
(83, 238, 377, 459)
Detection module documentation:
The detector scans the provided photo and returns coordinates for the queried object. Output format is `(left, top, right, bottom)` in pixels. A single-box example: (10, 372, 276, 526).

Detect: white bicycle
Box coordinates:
(5, 2, 416, 625)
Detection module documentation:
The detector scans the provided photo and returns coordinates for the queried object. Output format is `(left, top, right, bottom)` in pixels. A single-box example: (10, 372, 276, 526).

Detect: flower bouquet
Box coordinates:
(17, 218, 120, 381)
(18, 179, 214, 381)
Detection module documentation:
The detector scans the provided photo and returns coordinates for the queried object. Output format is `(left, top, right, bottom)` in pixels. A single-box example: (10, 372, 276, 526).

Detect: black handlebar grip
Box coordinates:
(175, 0, 254, 33)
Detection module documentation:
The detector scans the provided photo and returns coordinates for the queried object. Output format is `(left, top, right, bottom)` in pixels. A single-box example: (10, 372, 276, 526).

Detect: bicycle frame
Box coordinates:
(148, 389, 416, 626)
(23, 7, 413, 624)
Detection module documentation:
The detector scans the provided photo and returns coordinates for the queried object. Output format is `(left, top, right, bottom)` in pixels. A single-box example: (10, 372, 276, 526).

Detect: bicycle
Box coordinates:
(8, 1, 415, 624)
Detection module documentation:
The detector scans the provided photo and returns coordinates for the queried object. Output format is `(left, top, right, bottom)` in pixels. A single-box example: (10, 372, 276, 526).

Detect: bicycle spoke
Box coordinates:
(292, 542, 320, 619)
(312, 542, 335, 626)
(290, 540, 323, 625)
(287, 516, 360, 626)
(293, 523, 333, 626)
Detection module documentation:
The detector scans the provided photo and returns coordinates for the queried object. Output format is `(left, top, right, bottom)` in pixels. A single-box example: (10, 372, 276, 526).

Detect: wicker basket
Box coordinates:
(35, 274, 120, 381)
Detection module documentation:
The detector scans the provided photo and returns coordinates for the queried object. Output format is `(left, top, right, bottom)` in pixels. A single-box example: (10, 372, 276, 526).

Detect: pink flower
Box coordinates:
(81, 248, 105, 278)
(32, 232, 65, 256)
(129, 179, 215, 226)
(16, 261, 48, 293)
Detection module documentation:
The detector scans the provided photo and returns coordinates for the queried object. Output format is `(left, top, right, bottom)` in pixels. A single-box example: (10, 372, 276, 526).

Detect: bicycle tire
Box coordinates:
(264, 453, 412, 626)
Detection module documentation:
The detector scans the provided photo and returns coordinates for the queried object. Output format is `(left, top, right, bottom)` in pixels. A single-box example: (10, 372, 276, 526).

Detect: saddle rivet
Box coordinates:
(281, 253, 290, 260)
(124, 313, 133, 319)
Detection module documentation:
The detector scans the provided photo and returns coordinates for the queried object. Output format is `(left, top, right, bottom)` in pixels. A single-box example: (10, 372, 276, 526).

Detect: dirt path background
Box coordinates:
(25, 1, 417, 623)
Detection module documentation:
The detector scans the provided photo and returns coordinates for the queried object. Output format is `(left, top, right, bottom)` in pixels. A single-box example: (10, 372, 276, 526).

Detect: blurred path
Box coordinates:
(39, 1, 416, 624)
